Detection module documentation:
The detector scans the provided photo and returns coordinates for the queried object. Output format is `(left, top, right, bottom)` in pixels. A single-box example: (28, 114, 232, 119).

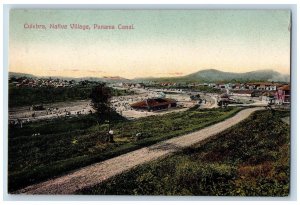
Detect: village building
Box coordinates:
(232, 83, 245, 90)
(247, 82, 280, 91)
(131, 98, 177, 111)
(117, 82, 145, 89)
(218, 84, 226, 89)
(208, 83, 217, 88)
(275, 85, 290, 105)
(230, 90, 254, 97)
(160, 82, 177, 87)
(217, 93, 231, 107)
(261, 91, 276, 104)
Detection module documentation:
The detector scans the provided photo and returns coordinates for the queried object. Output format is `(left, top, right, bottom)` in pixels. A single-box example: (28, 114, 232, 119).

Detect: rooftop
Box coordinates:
(131, 98, 176, 108)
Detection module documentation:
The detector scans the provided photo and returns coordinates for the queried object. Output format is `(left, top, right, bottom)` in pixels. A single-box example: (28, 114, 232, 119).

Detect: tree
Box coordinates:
(90, 83, 112, 123)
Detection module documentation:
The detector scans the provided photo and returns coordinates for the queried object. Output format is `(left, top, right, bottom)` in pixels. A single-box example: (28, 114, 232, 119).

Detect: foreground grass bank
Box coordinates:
(79, 110, 290, 196)
(9, 107, 240, 192)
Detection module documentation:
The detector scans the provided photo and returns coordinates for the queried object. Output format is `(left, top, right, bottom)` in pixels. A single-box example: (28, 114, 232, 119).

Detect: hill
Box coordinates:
(9, 72, 130, 83)
(135, 69, 290, 83)
(9, 72, 36, 79)
(9, 69, 290, 83)
(184, 69, 290, 82)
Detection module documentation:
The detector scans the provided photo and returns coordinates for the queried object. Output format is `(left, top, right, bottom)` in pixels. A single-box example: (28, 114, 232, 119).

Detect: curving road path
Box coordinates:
(16, 107, 263, 195)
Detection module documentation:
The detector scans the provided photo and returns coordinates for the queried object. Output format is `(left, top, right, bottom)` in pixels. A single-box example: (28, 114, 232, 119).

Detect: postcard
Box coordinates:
(8, 9, 291, 196)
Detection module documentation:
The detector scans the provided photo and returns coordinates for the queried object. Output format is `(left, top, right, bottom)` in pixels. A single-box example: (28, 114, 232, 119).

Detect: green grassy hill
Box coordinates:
(79, 110, 290, 196)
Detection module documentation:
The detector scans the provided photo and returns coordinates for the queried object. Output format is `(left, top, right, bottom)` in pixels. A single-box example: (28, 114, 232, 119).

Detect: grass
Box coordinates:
(78, 110, 290, 196)
(8, 107, 241, 192)
(9, 85, 134, 107)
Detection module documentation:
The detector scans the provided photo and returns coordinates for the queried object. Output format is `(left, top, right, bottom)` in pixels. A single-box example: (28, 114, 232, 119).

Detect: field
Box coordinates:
(8, 106, 241, 192)
(79, 110, 290, 196)
(9, 84, 134, 107)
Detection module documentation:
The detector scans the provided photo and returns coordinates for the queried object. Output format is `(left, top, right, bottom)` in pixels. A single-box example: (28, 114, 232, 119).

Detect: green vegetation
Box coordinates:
(9, 84, 133, 107)
(147, 84, 222, 94)
(90, 83, 112, 123)
(191, 86, 222, 94)
(79, 110, 290, 196)
(8, 107, 240, 192)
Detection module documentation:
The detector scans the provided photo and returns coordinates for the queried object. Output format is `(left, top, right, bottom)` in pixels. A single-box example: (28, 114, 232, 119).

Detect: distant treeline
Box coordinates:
(9, 85, 133, 107)
(191, 86, 223, 94)
(147, 84, 222, 94)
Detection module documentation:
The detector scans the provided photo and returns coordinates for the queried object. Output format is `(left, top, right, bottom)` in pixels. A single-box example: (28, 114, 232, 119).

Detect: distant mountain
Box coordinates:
(9, 72, 36, 78)
(76, 76, 131, 83)
(135, 69, 290, 83)
(184, 69, 290, 82)
(9, 69, 290, 83)
(9, 72, 131, 83)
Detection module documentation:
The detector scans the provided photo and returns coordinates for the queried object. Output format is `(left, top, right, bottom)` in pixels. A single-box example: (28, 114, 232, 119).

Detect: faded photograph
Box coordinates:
(8, 10, 290, 195)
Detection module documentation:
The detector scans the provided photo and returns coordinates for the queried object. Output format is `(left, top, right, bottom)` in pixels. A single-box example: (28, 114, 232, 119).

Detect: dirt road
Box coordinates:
(16, 107, 263, 195)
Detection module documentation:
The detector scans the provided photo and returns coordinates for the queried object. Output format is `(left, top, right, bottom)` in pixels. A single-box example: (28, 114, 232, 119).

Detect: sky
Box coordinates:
(9, 10, 291, 79)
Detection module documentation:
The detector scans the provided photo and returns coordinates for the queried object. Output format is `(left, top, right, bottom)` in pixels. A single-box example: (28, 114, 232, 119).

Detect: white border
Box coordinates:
(1, 2, 299, 204)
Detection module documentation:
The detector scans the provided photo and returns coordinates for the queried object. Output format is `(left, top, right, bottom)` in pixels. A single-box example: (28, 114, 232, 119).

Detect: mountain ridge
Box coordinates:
(135, 69, 290, 83)
(9, 72, 131, 83)
(9, 69, 290, 83)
